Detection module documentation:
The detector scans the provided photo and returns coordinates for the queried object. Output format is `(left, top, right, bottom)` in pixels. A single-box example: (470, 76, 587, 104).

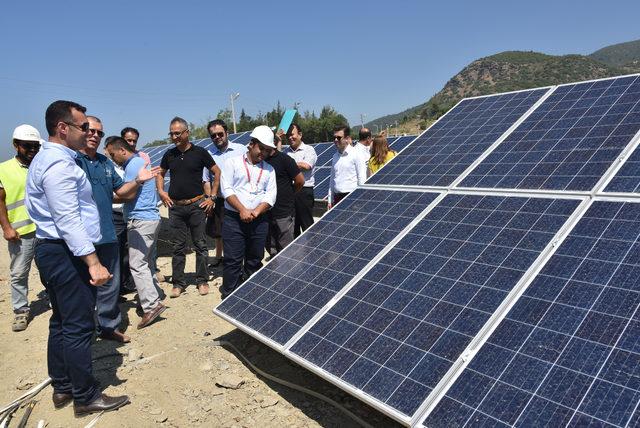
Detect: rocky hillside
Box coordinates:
(368, 44, 640, 131)
(590, 39, 640, 68)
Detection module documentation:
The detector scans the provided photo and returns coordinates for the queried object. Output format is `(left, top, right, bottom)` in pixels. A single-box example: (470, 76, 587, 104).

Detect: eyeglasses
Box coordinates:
(64, 121, 90, 132)
(333, 135, 343, 141)
(16, 142, 40, 151)
(168, 129, 187, 137)
(88, 128, 105, 138)
(210, 132, 225, 139)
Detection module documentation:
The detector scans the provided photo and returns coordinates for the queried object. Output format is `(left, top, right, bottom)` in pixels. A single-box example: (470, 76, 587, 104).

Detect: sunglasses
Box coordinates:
(16, 141, 40, 151)
(64, 121, 90, 132)
(210, 132, 225, 139)
(333, 135, 344, 141)
(168, 129, 187, 137)
(88, 128, 105, 138)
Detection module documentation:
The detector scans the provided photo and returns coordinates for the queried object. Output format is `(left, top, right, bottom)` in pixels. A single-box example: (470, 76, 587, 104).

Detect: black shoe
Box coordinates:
(52, 392, 73, 409)
(74, 393, 130, 417)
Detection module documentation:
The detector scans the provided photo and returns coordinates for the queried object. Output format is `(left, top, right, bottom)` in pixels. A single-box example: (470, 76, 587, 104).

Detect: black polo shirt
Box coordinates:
(266, 150, 301, 219)
(160, 144, 214, 200)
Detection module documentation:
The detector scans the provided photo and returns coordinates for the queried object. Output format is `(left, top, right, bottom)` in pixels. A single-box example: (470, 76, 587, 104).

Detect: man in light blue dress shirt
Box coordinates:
(25, 100, 129, 416)
(202, 119, 246, 267)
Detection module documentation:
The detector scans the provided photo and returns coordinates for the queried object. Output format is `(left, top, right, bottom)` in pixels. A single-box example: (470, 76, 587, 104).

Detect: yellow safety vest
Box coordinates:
(0, 158, 35, 235)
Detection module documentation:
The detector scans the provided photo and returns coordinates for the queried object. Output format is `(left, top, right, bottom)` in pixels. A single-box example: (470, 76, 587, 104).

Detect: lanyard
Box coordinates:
(243, 155, 264, 193)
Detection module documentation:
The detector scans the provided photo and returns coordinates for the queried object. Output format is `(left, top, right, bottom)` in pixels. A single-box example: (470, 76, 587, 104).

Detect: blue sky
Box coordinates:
(0, 0, 638, 160)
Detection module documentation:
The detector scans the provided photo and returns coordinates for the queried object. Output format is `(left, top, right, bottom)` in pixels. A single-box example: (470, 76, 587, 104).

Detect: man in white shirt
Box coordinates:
(354, 127, 372, 166)
(328, 125, 366, 207)
(219, 125, 277, 299)
(283, 123, 317, 237)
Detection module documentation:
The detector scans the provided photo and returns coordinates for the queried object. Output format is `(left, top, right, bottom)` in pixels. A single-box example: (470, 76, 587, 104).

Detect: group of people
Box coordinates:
(2, 99, 397, 416)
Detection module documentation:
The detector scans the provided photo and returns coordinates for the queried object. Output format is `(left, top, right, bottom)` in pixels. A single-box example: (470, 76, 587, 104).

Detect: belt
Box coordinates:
(172, 194, 204, 206)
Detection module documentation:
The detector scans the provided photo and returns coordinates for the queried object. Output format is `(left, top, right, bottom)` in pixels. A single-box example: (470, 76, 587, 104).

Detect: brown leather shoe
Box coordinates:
(197, 283, 209, 296)
(52, 392, 73, 409)
(170, 287, 182, 298)
(99, 330, 131, 343)
(137, 303, 167, 329)
(74, 393, 130, 417)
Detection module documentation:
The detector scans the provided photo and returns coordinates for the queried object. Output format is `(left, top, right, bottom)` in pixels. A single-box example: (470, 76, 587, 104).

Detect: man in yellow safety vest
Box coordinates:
(0, 124, 42, 331)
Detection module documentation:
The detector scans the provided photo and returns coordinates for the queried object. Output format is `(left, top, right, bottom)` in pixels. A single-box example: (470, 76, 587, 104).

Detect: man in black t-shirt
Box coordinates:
(156, 116, 220, 298)
(265, 141, 304, 257)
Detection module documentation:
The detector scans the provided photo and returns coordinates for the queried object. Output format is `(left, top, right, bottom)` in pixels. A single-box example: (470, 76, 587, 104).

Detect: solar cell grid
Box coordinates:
(389, 135, 417, 153)
(604, 141, 640, 193)
(424, 200, 640, 428)
(461, 75, 640, 191)
(367, 89, 549, 187)
(215, 188, 439, 346)
(312, 166, 331, 200)
(290, 194, 579, 419)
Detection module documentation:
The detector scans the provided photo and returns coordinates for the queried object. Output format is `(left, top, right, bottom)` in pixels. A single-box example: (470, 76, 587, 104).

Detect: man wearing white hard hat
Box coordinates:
(219, 125, 277, 299)
(0, 124, 42, 331)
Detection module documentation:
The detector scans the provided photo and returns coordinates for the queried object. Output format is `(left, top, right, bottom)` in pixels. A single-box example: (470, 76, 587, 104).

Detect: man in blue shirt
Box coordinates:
(76, 116, 159, 343)
(26, 100, 129, 416)
(105, 137, 166, 329)
(202, 119, 246, 267)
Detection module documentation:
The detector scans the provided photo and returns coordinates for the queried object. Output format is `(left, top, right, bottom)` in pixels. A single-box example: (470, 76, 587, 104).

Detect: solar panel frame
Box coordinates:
(459, 74, 640, 192)
(418, 198, 640, 427)
(214, 188, 444, 352)
(366, 87, 553, 188)
(285, 192, 584, 424)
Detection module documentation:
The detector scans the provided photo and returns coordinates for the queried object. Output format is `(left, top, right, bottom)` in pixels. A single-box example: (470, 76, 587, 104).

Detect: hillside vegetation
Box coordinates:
(368, 42, 640, 131)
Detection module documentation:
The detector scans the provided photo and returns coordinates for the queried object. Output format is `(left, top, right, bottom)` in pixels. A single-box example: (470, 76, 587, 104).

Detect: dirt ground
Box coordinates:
(0, 216, 401, 428)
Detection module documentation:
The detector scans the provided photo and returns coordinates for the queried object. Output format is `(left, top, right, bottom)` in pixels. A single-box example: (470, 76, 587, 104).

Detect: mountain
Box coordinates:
(589, 39, 640, 68)
(367, 43, 640, 132)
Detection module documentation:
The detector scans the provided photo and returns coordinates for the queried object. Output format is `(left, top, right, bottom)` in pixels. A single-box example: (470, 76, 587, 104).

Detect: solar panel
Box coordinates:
(389, 135, 418, 153)
(423, 200, 640, 427)
(461, 75, 640, 191)
(604, 142, 640, 193)
(290, 194, 579, 420)
(367, 88, 550, 187)
(215, 188, 440, 347)
(312, 166, 331, 200)
(316, 142, 338, 166)
(230, 131, 251, 146)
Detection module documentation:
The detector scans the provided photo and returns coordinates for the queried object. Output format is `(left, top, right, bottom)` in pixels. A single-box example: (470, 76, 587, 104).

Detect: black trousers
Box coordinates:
(220, 211, 268, 299)
(112, 210, 134, 292)
(34, 239, 100, 405)
(169, 201, 209, 288)
(294, 186, 315, 237)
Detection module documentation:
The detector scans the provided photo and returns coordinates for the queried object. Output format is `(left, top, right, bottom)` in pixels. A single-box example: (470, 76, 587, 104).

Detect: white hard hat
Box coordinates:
(12, 124, 43, 143)
(249, 125, 276, 149)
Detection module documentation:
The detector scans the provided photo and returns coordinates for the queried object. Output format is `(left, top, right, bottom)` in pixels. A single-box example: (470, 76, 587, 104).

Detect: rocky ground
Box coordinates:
(0, 217, 400, 428)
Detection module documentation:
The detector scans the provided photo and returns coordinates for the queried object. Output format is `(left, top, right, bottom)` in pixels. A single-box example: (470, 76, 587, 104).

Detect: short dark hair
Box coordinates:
(120, 127, 139, 138)
(207, 119, 228, 133)
(287, 122, 302, 136)
(358, 128, 372, 140)
(45, 100, 87, 135)
(104, 135, 135, 153)
(170, 116, 188, 129)
(334, 124, 351, 137)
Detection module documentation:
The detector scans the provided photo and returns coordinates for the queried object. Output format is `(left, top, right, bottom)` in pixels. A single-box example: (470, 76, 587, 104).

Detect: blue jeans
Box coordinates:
(95, 242, 121, 334)
(34, 239, 100, 405)
(221, 211, 268, 299)
(8, 232, 35, 313)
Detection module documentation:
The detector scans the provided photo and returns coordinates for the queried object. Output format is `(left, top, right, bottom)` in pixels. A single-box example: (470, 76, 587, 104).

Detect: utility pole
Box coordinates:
(360, 113, 366, 127)
(230, 92, 240, 134)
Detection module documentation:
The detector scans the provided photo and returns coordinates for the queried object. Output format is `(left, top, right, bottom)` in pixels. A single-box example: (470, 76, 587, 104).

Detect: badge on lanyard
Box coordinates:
(243, 155, 264, 195)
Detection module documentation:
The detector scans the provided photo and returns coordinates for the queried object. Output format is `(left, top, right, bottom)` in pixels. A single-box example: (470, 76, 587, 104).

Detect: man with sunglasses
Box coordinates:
(26, 100, 129, 415)
(76, 116, 160, 343)
(202, 119, 246, 268)
(157, 117, 219, 297)
(0, 124, 42, 331)
(219, 125, 277, 299)
(328, 124, 365, 207)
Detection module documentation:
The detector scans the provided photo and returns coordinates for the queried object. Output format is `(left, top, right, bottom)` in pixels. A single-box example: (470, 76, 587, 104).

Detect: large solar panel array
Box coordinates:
(216, 74, 640, 427)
